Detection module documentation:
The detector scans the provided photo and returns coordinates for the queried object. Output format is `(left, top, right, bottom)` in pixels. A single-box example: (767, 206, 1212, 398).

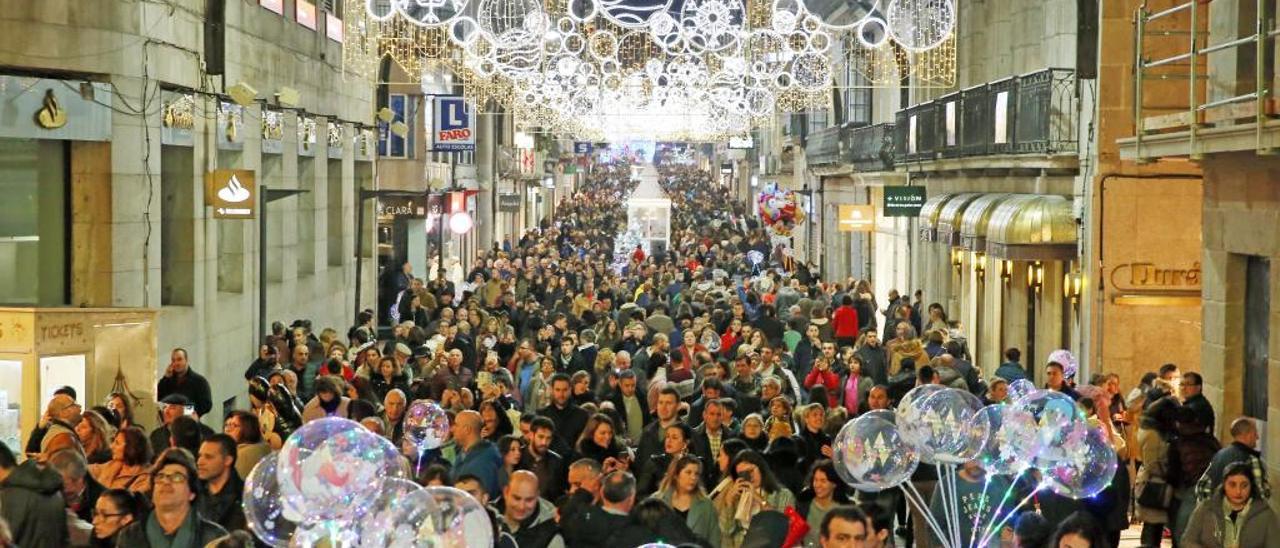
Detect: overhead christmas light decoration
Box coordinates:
(351, 0, 958, 140)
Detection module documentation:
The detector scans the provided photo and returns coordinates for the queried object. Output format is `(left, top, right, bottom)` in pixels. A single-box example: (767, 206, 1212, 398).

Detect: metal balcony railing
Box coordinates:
(805, 126, 843, 166)
(893, 68, 1076, 164)
(1013, 68, 1078, 154)
(846, 123, 896, 171)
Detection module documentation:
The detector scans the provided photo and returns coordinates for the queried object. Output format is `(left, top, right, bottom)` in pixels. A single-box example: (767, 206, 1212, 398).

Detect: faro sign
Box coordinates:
(431, 95, 475, 152)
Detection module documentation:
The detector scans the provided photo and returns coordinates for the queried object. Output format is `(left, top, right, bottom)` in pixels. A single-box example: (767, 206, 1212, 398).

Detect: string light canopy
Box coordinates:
(347, 0, 958, 140)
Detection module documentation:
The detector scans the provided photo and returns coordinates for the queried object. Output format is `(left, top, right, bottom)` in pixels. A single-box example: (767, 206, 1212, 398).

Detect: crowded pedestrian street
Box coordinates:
(1, 1, 1279, 548)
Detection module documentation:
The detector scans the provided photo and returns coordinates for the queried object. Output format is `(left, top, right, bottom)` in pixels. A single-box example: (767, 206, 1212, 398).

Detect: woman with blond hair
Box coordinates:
(75, 409, 116, 464)
(650, 455, 721, 546)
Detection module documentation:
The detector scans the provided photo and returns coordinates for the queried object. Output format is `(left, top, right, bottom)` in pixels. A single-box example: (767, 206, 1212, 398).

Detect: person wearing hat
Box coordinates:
(151, 394, 194, 453)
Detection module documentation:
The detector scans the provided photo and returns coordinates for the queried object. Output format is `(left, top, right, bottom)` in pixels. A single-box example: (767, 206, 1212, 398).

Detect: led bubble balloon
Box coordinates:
(899, 387, 983, 464)
(863, 409, 896, 424)
(404, 399, 452, 451)
(969, 404, 1042, 476)
(424, 486, 496, 547)
(244, 454, 299, 547)
(833, 414, 919, 491)
(896, 383, 944, 423)
(277, 417, 409, 523)
(1007, 379, 1037, 403)
(1042, 425, 1118, 499)
(356, 480, 441, 547)
(1014, 390, 1089, 470)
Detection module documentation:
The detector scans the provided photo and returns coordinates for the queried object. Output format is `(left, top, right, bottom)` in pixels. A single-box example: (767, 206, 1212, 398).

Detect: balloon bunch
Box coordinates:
(833, 383, 1117, 548)
(756, 187, 805, 227)
(244, 415, 492, 547)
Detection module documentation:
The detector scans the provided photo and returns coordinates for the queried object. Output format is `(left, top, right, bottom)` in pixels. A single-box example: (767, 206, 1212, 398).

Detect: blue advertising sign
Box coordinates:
(574, 142, 594, 154)
(431, 95, 475, 151)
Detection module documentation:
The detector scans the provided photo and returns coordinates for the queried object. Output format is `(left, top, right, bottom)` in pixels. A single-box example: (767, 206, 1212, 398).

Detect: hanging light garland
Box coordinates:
(352, 0, 958, 140)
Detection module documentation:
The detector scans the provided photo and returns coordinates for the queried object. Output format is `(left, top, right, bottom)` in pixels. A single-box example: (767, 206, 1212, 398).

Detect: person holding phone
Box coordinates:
(156, 348, 212, 418)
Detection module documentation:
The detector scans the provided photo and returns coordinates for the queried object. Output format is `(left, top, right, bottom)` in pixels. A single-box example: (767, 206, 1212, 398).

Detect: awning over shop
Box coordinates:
(934, 193, 982, 246)
(959, 193, 1013, 251)
(916, 193, 954, 242)
(986, 194, 1078, 261)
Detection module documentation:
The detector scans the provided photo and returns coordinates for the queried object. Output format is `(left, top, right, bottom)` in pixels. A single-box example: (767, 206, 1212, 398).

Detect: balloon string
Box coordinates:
(977, 481, 1043, 548)
(901, 480, 954, 548)
(969, 476, 992, 548)
(948, 464, 962, 548)
(938, 465, 957, 548)
(416, 449, 425, 477)
(971, 474, 1023, 548)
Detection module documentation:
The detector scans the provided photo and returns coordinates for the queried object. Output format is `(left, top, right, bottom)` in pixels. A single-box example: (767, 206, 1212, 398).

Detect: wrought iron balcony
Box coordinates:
(845, 123, 896, 171)
(805, 126, 843, 167)
(893, 68, 1077, 164)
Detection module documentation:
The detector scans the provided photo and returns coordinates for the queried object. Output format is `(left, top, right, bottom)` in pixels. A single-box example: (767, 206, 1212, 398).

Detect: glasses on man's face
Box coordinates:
(153, 472, 189, 485)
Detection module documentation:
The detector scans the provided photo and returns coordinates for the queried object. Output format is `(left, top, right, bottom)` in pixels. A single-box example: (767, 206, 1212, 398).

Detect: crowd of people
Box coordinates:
(3, 161, 1276, 548)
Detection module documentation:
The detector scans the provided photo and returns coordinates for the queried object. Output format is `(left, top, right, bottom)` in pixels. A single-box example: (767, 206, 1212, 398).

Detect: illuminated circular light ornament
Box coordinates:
(395, 0, 470, 27)
(791, 52, 830, 90)
(680, 0, 744, 53)
(598, 0, 675, 29)
(447, 16, 481, 46)
(449, 212, 473, 234)
(477, 0, 542, 37)
(807, 0, 879, 30)
(567, 0, 598, 22)
(858, 17, 890, 48)
(886, 0, 956, 51)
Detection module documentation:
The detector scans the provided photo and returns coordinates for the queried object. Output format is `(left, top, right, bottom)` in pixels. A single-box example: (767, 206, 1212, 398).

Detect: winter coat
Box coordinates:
(0, 460, 68, 548)
(112, 509, 228, 548)
(888, 339, 929, 377)
(1182, 493, 1280, 548)
(651, 490, 722, 547)
(1136, 425, 1172, 524)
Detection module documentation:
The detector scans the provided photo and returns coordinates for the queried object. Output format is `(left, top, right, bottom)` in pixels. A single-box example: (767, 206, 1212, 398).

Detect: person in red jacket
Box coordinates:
(831, 295, 860, 348)
(803, 355, 840, 408)
(631, 244, 645, 264)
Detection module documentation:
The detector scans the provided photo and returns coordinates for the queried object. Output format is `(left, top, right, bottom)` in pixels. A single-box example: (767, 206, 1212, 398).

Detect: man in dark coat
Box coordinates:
(561, 471, 636, 548)
(1194, 416, 1271, 501)
(47, 449, 103, 524)
(1180, 371, 1216, 434)
(156, 348, 213, 417)
(538, 374, 589, 457)
(196, 435, 247, 532)
(0, 441, 68, 548)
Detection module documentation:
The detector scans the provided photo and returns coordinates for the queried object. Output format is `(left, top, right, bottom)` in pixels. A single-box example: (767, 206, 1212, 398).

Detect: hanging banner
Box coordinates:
(430, 95, 475, 151)
(883, 186, 928, 217)
(837, 205, 875, 232)
(574, 142, 594, 154)
(206, 170, 256, 219)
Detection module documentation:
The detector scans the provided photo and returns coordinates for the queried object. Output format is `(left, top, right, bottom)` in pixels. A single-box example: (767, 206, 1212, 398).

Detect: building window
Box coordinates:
(0, 139, 68, 306)
(1244, 256, 1270, 420)
(807, 109, 829, 135)
(161, 146, 195, 306)
(378, 93, 412, 158)
(844, 66, 872, 126)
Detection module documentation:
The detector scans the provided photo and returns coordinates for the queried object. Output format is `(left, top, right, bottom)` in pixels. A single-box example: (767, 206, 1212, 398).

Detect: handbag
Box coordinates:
(1138, 477, 1172, 509)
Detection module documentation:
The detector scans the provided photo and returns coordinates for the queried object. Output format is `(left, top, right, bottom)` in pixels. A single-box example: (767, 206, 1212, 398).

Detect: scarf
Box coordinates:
(1223, 498, 1250, 548)
(145, 510, 196, 548)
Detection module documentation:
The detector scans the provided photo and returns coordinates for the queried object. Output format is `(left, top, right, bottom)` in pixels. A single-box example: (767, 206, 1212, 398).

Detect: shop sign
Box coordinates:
(519, 149, 537, 176)
(720, 162, 733, 174)
(298, 116, 317, 157)
(216, 101, 244, 150)
(327, 121, 345, 159)
(837, 205, 875, 232)
(1109, 262, 1201, 291)
(729, 135, 754, 149)
(498, 194, 521, 212)
(574, 142, 593, 154)
(431, 95, 474, 151)
(262, 109, 284, 154)
(0, 76, 112, 142)
(34, 316, 88, 354)
(206, 169, 256, 219)
(161, 91, 196, 146)
(259, 0, 284, 14)
(883, 186, 927, 217)
(296, 0, 317, 30)
(326, 12, 343, 42)
(354, 128, 375, 161)
(377, 196, 428, 218)
(0, 313, 33, 354)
